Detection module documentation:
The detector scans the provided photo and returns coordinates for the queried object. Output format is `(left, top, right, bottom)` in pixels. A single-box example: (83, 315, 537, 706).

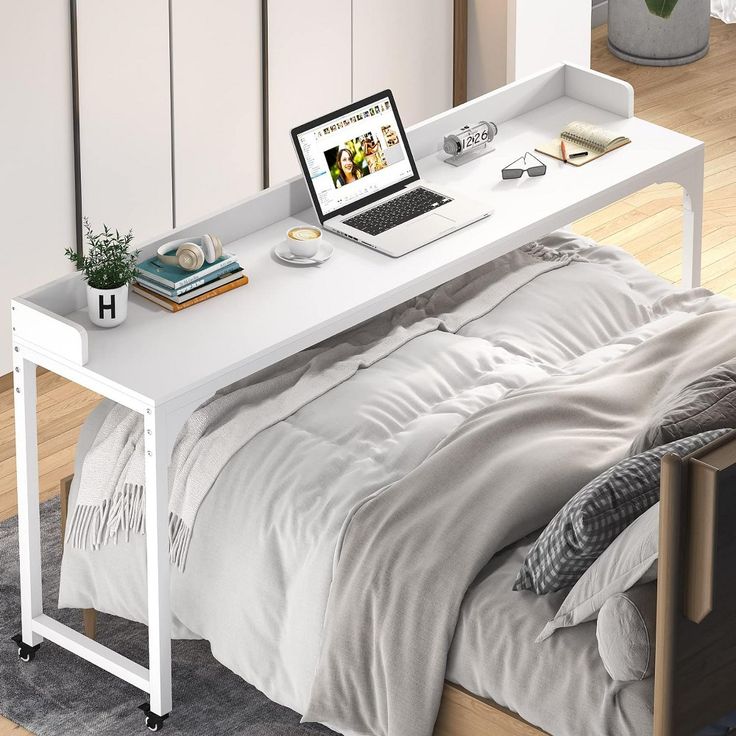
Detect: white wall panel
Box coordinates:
(76, 0, 172, 243)
(171, 0, 262, 226)
(0, 0, 76, 374)
(509, 0, 592, 80)
(352, 0, 454, 128)
(267, 0, 352, 186)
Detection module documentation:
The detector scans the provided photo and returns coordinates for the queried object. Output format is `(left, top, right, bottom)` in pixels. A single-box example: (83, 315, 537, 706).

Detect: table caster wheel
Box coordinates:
(11, 634, 40, 663)
(139, 702, 169, 732)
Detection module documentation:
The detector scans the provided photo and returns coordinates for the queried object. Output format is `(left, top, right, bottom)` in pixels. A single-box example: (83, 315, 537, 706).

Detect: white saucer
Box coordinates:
(274, 240, 334, 265)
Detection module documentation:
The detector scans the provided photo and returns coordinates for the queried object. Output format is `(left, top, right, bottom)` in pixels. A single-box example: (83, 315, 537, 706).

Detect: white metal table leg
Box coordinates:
(14, 355, 43, 649)
(144, 408, 172, 718)
(679, 150, 705, 289)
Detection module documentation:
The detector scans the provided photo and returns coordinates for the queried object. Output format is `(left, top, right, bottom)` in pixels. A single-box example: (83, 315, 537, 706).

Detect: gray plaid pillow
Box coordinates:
(513, 429, 731, 594)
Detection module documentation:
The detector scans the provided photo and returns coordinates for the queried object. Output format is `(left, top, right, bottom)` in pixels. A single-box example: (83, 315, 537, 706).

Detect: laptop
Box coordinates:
(291, 89, 491, 258)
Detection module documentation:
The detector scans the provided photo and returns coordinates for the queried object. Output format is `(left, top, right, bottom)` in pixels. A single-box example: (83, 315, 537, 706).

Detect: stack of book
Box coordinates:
(134, 251, 248, 312)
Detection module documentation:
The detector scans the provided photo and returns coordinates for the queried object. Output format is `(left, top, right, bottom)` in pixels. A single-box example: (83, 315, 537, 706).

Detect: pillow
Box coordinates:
(536, 501, 658, 642)
(631, 358, 736, 454)
(514, 429, 730, 595)
(596, 581, 657, 682)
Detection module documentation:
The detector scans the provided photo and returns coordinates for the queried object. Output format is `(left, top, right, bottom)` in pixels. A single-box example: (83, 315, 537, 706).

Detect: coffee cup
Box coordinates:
(286, 226, 322, 258)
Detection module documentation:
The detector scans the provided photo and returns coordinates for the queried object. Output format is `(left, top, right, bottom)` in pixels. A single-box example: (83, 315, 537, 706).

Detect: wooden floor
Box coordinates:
(0, 371, 101, 524)
(1, 19, 735, 736)
(572, 22, 736, 294)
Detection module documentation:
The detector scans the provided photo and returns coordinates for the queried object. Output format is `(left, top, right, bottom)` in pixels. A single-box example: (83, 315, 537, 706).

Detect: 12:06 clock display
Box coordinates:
(443, 121, 498, 155)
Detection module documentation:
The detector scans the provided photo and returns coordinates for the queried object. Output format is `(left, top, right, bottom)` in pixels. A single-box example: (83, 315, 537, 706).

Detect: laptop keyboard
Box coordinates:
(344, 187, 452, 236)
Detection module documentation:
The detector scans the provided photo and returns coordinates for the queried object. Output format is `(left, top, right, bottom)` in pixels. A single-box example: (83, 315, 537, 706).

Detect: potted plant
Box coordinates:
(65, 219, 139, 328)
(608, 0, 710, 66)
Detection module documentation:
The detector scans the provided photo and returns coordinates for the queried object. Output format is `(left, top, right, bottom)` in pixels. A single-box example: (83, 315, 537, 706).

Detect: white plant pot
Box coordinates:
(86, 283, 129, 328)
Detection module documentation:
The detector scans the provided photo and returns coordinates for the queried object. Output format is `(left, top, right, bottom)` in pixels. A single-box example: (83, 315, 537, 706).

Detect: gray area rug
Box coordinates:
(0, 499, 335, 735)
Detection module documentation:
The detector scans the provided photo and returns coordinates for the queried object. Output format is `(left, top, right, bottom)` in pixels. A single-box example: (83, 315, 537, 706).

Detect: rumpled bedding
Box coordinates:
(303, 310, 736, 736)
(68, 240, 575, 569)
(59, 231, 736, 736)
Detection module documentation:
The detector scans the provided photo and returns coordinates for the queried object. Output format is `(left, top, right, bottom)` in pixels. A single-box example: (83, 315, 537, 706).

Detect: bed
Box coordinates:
(58, 232, 736, 736)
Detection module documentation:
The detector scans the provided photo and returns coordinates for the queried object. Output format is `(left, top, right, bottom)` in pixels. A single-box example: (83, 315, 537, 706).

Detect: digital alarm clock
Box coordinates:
(443, 121, 498, 166)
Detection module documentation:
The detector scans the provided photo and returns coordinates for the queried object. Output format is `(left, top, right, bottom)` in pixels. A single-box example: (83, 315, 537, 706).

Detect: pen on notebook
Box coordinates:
(560, 139, 568, 163)
(569, 151, 589, 159)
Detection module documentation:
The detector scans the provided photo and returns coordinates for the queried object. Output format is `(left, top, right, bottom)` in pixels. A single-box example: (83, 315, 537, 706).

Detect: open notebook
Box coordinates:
(536, 121, 631, 166)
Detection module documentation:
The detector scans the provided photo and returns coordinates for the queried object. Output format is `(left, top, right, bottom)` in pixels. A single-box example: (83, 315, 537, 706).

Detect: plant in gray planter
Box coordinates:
(608, 0, 710, 66)
(65, 219, 139, 328)
(645, 0, 680, 17)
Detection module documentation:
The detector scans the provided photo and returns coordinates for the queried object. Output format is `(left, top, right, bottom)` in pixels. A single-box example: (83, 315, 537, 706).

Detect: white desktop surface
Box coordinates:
(62, 96, 700, 405)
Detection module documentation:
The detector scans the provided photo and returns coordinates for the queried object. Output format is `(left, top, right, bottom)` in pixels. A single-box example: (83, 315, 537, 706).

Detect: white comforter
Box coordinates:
(59, 232, 736, 735)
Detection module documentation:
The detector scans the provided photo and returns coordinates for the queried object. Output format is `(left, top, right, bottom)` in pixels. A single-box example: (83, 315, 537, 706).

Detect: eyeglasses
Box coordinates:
(501, 152, 547, 180)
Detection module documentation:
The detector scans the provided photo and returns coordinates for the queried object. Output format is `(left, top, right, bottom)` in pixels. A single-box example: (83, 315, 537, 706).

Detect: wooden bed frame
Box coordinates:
(58, 428, 736, 736)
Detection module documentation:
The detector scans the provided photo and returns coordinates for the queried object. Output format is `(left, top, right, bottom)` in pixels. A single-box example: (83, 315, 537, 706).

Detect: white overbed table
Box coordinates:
(10, 63, 704, 730)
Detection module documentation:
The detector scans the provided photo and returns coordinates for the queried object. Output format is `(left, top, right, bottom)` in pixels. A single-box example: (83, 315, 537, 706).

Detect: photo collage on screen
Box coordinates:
(314, 99, 405, 190)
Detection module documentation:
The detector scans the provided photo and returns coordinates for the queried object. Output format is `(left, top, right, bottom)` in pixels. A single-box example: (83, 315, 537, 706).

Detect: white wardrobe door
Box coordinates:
(76, 0, 172, 243)
(266, 0, 352, 186)
(171, 0, 262, 226)
(352, 0, 454, 128)
(0, 0, 76, 374)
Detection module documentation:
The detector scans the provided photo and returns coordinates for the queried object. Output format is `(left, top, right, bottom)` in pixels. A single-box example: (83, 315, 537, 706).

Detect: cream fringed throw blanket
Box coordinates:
(67, 241, 578, 569)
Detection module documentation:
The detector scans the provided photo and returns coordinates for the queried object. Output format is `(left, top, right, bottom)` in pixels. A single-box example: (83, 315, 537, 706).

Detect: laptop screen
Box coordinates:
(293, 91, 418, 221)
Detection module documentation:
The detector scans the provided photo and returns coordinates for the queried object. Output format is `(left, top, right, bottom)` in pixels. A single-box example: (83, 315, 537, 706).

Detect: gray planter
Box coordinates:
(608, 0, 710, 66)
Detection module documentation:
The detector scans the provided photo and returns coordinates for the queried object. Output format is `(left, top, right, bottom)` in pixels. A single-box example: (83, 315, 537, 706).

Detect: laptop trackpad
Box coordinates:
(407, 212, 456, 237)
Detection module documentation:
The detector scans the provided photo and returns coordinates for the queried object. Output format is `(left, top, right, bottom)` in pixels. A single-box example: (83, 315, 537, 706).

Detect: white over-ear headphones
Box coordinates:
(156, 234, 223, 272)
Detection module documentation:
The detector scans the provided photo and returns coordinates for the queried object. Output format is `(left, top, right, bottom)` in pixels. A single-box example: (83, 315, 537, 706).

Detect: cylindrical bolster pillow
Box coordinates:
(596, 582, 657, 682)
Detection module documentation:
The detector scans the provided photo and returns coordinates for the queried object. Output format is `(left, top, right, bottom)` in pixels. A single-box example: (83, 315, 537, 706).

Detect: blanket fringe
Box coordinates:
(66, 485, 193, 570)
(169, 512, 193, 571)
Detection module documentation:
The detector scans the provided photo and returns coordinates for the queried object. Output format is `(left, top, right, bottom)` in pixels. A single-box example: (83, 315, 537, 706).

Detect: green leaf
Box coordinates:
(72, 218, 137, 286)
(645, 0, 679, 18)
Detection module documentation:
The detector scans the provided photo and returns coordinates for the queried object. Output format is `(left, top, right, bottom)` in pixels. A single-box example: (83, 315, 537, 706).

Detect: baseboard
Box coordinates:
(592, 0, 608, 27)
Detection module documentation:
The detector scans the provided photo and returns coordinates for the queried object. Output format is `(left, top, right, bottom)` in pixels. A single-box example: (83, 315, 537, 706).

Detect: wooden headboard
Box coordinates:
(655, 429, 736, 736)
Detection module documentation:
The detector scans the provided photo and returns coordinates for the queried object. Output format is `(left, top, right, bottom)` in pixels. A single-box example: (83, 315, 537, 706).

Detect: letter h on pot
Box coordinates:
(98, 292, 117, 320)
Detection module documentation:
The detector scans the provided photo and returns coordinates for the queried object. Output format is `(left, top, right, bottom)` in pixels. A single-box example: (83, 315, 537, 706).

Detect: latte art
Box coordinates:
(285, 225, 322, 259)
(287, 226, 321, 241)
